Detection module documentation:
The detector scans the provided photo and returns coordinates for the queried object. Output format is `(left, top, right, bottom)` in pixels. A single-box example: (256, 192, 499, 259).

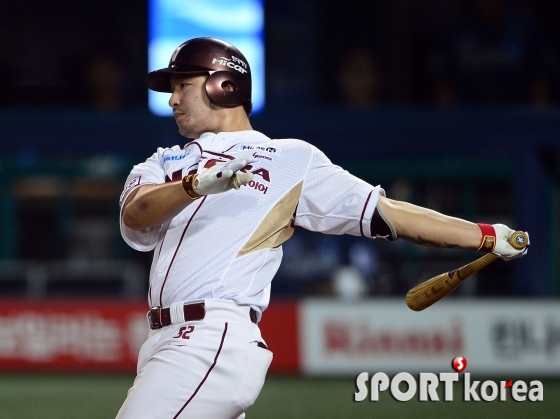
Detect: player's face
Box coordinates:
(169, 74, 218, 139)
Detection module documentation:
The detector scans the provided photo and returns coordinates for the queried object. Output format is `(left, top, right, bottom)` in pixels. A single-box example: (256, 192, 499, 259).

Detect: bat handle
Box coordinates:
(508, 231, 529, 250)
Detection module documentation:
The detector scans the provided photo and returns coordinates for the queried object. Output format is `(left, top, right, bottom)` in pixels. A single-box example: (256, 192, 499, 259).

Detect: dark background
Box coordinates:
(1, 0, 559, 108)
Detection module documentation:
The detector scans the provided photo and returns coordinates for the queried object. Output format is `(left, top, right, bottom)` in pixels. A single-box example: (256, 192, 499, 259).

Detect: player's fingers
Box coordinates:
(223, 155, 256, 173)
(500, 247, 528, 261)
(492, 224, 529, 260)
(232, 172, 253, 189)
(218, 169, 233, 179)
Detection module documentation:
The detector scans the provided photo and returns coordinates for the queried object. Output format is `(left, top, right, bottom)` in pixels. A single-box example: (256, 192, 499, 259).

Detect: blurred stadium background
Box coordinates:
(1, 0, 560, 417)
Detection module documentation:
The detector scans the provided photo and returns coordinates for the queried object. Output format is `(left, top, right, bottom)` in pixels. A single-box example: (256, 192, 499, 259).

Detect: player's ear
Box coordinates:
(221, 81, 236, 92)
(206, 71, 248, 106)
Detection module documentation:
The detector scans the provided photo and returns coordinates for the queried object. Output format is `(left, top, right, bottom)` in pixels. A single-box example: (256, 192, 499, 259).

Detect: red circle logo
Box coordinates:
(452, 356, 467, 373)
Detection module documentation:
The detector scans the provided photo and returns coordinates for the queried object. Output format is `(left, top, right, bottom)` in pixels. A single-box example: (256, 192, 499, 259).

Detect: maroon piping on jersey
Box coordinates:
(359, 190, 373, 237)
(149, 237, 166, 307)
(173, 323, 229, 419)
(224, 142, 242, 152)
(158, 196, 207, 307)
(202, 150, 235, 160)
(187, 141, 203, 154)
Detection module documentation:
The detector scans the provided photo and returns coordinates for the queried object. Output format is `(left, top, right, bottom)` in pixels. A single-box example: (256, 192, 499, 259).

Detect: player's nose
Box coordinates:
(169, 90, 181, 108)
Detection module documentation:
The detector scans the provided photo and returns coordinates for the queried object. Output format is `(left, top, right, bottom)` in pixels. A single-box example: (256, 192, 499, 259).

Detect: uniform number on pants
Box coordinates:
(173, 325, 195, 339)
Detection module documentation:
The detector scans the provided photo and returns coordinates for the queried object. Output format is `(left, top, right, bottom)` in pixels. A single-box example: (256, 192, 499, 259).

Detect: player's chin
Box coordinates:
(177, 120, 195, 137)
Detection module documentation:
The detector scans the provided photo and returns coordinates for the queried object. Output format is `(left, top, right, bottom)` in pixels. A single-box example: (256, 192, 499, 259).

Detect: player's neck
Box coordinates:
(213, 107, 253, 133)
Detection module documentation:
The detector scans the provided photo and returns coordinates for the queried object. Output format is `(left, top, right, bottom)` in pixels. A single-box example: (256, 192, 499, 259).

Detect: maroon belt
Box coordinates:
(148, 302, 258, 330)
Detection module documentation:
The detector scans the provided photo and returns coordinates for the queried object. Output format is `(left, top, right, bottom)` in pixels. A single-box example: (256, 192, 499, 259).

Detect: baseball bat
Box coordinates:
(405, 231, 529, 312)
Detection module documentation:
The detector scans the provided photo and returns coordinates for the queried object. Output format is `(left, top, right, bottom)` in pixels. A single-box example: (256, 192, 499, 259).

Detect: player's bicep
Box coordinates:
(122, 186, 142, 214)
(121, 185, 156, 229)
(119, 185, 161, 251)
(295, 150, 382, 236)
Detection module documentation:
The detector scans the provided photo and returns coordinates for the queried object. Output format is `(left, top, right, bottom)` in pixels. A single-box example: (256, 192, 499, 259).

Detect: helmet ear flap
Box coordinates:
(205, 71, 251, 107)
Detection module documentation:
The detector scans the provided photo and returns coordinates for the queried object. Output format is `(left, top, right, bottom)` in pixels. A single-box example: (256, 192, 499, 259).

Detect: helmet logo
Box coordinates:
(212, 56, 248, 74)
(231, 56, 248, 69)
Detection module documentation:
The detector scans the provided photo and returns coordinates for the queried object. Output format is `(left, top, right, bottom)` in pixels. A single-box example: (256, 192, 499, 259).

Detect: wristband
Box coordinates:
(181, 175, 201, 200)
(476, 223, 496, 252)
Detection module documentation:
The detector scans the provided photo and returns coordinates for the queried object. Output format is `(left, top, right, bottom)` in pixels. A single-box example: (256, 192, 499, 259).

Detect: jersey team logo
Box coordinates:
(354, 356, 543, 402)
(245, 180, 268, 195)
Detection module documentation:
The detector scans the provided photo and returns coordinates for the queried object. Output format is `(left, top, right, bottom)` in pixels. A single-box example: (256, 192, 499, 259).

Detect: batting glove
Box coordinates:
(194, 155, 255, 195)
(492, 223, 530, 261)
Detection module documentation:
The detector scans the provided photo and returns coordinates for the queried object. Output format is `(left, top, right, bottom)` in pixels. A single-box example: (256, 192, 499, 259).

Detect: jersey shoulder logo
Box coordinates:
(120, 176, 141, 206)
(162, 148, 192, 164)
(238, 144, 281, 155)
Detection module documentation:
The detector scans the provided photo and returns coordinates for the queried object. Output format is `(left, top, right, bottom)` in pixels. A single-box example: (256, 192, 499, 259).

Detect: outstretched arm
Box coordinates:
(377, 196, 480, 249)
(376, 195, 528, 259)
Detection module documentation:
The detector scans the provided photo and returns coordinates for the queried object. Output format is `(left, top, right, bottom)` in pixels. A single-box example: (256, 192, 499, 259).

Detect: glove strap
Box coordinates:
(476, 223, 496, 252)
(181, 175, 202, 200)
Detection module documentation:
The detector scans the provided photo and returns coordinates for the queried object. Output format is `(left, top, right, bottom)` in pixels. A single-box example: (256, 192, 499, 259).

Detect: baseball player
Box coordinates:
(116, 38, 528, 419)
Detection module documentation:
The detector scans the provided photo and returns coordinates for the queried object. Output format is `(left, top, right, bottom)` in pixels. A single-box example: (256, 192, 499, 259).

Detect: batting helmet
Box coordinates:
(145, 37, 252, 108)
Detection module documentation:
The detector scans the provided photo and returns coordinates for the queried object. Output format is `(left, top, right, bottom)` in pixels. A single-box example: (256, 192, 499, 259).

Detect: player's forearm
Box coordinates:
(122, 182, 196, 229)
(377, 196, 481, 249)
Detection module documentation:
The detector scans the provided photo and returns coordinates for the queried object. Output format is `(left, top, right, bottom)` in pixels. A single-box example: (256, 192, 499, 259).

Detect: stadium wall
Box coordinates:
(0, 299, 558, 376)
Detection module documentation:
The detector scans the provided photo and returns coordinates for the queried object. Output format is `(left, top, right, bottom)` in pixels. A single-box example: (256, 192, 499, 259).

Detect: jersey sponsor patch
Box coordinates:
(162, 149, 191, 163)
(163, 154, 186, 163)
(251, 151, 273, 161)
(238, 144, 281, 155)
(119, 176, 141, 206)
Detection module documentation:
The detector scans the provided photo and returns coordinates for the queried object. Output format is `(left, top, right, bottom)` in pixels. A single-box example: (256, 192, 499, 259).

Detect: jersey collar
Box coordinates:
(193, 130, 270, 151)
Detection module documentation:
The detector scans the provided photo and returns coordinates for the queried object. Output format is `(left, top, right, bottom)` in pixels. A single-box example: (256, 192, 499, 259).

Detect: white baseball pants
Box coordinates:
(116, 299, 273, 419)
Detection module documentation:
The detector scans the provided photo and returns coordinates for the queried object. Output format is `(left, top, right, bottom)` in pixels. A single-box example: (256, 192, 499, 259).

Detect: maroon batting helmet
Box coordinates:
(145, 37, 252, 108)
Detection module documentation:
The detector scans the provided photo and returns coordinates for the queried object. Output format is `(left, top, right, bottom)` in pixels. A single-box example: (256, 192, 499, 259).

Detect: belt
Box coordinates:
(148, 302, 258, 330)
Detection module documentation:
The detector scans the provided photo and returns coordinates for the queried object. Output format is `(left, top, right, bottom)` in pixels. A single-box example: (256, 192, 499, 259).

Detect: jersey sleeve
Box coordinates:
(119, 150, 167, 251)
(294, 144, 385, 237)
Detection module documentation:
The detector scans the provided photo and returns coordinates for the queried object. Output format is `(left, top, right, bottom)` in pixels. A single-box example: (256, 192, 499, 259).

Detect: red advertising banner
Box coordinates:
(0, 299, 301, 374)
(0, 300, 147, 372)
(258, 301, 300, 373)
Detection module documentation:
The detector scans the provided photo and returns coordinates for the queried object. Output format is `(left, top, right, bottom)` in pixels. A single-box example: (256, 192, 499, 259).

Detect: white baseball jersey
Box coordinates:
(120, 130, 384, 316)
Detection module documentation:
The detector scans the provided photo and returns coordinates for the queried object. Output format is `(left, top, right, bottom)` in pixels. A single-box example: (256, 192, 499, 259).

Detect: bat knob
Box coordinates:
(508, 231, 529, 250)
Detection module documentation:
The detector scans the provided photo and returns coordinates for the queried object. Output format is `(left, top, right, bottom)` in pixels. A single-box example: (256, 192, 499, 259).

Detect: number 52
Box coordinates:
(173, 325, 195, 339)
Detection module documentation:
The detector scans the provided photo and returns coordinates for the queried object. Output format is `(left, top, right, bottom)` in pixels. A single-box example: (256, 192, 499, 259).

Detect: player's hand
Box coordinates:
(193, 155, 255, 195)
(492, 224, 530, 261)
